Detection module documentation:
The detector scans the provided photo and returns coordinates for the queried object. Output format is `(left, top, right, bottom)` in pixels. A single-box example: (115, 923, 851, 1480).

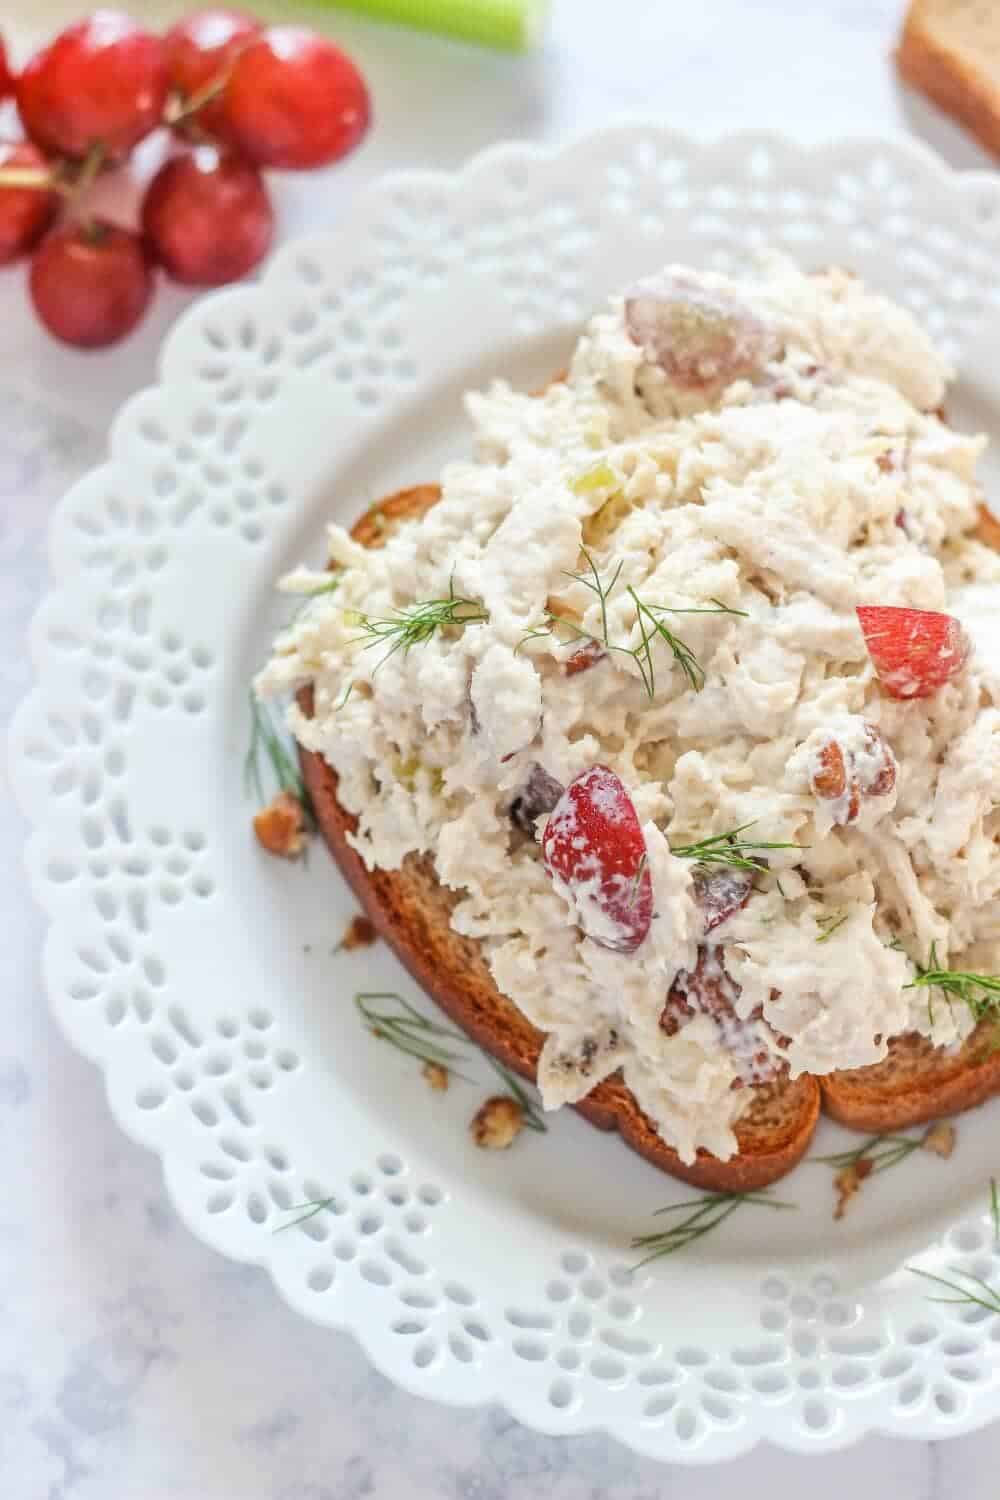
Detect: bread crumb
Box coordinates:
(471, 1095, 523, 1149)
(253, 791, 307, 858)
(921, 1120, 956, 1158)
(834, 1156, 874, 1220)
(338, 915, 377, 952)
(422, 1061, 449, 1092)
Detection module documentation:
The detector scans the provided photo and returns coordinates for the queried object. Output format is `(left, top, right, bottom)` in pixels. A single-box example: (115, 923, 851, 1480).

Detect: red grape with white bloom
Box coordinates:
(542, 765, 653, 954)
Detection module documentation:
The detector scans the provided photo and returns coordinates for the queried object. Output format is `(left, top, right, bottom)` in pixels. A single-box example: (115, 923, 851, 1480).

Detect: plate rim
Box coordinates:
(12, 121, 1000, 1463)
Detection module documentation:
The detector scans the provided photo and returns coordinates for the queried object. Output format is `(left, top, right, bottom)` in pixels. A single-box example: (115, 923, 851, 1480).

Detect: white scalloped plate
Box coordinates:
(12, 127, 1000, 1463)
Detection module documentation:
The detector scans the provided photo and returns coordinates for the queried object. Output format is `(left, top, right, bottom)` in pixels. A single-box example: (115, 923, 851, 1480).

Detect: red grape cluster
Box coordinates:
(0, 10, 371, 348)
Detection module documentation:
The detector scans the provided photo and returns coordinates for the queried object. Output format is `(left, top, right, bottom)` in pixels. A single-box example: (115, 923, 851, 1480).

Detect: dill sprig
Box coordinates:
(355, 992, 475, 1081)
(281, 570, 344, 627)
(301, 575, 342, 599)
(627, 852, 648, 907)
(814, 1133, 925, 1175)
(274, 1196, 341, 1233)
(244, 692, 315, 826)
(904, 941, 1000, 1021)
(355, 991, 547, 1128)
(483, 1054, 547, 1132)
(540, 549, 745, 698)
(669, 822, 803, 872)
(625, 584, 718, 692)
(347, 577, 488, 672)
(816, 911, 849, 944)
(909, 1266, 1000, 1315)
(630, 1191, 796, 1268)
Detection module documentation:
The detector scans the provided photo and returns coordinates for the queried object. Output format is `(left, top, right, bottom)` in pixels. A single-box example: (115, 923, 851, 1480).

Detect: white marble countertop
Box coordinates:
(5, 0, 1000, 1493)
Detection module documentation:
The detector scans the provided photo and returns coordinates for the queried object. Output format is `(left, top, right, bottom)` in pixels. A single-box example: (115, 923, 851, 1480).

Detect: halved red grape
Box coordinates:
(0, 35, 13, 100)
(856, 605, 971, 700)
(625, 270, 776, 391)
(541, 765, 652, 953)
(142, 147, 273, 286)
(220, 27, 370, 169)
(16, 12, 167, 159)
(164, 8, 260, 137)
(30, 221, 153, 348)
(0, 143, 59, 264)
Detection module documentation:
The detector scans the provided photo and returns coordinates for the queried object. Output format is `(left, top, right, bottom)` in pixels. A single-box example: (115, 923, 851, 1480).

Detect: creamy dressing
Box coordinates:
(260, 253, 1000, 1164)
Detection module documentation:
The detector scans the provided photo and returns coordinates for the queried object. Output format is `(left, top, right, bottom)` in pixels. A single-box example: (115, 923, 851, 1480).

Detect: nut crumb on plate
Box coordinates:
(471, 1095, 523, 1149)
(834, 1156, 874, 1220)
(422, 1061, 449, 1092)
(921, 1120, 956, 1158)
(339, 914, 377, 951)
(253, 791, 307, 858)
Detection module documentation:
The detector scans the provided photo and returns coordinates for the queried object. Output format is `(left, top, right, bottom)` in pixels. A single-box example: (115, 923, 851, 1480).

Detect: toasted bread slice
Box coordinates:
(821, 1025, 1000, 1132)
(819, 501, 1000, 1131)
(296, 482, 820, 1190)
(897, 0, 1000, 159)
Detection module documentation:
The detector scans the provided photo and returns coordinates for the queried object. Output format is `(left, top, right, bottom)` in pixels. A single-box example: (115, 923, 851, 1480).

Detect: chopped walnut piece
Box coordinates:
(861, 724, 897, 797)
(471, 1095, 523, 1149)
(834, 1155, 874, 1220)
(661, 946, 788, 1087)
(808, 722, 896, 826)
(876, 450, 896, 474)
(921, 1120, 956, 1159)
(691, 868, 754, 935)
(339, 914, 377, 952)
(253, 791, 307, 858)
(422, 1061, 449, 1093)
(811, 739, 859, 824)
(564, 639, 606, 676)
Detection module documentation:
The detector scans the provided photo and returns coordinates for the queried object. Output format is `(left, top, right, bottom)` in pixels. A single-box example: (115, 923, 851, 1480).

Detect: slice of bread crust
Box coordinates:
(821, 1026, 1000, 1132)
(897, 1, 1000, 159)
(296, 483, 820, 1190)
(818, 498, 1000, 1134)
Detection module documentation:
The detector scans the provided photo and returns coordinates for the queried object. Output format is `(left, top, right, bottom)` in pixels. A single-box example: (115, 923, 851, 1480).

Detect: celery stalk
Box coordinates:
(309, 0, 549, 50)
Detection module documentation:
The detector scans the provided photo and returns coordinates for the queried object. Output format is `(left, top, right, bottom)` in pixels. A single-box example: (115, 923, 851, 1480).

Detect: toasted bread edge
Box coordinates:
(821, 1028, 1000, 1132)
(896, 2, 1000, 160)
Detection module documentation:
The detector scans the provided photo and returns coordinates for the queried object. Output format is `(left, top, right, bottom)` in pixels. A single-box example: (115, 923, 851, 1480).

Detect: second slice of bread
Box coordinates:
(897, 0, 1000, 158)
(822, 1025, 1000, 1132)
